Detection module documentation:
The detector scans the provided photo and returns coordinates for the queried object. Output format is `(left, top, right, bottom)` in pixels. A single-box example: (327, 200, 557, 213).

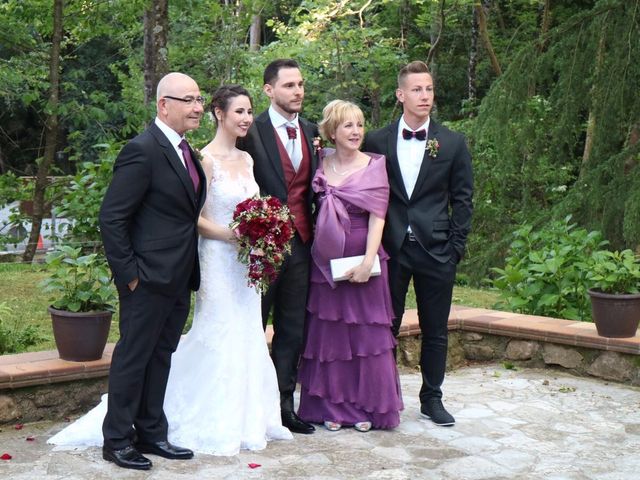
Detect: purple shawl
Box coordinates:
(311, 152, 389, 287)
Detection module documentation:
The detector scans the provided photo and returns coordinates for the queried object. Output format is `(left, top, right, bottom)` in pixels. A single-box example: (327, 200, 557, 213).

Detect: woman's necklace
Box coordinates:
(331, 160, 357, 177)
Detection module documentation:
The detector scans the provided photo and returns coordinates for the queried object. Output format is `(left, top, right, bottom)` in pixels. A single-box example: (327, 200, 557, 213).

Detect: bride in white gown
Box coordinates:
(48, 85, 292, 456)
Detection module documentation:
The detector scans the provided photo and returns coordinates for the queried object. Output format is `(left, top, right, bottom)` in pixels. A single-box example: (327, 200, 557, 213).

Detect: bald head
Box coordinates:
(156, 72, 203, 135)
(156, 72, 199, 103)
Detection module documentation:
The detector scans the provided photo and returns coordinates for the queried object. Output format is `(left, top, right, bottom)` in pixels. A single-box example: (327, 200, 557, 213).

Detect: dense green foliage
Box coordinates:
(588, 249, 640, 295)
(40, 245, 116, 312)
(492, 217, 606, 321)
(0, 301, 42, 354)
(471, 0, 640, 281)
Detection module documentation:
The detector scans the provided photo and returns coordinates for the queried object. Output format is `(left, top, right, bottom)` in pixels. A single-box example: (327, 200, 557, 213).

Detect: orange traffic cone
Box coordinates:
(36, 234, 44, 251)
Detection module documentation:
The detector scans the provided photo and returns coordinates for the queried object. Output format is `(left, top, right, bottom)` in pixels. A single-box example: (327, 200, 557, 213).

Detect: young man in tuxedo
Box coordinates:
(99, 72, 206, 469)
(363, 61, 473, 426)
(240, 59, 318, 434)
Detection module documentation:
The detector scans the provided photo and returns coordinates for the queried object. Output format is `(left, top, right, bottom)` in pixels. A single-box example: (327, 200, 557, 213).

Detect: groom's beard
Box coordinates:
(275, 98, 303, 115)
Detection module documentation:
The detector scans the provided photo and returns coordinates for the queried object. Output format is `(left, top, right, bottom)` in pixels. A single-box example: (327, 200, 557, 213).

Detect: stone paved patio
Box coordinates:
(1, 365, 639, 479)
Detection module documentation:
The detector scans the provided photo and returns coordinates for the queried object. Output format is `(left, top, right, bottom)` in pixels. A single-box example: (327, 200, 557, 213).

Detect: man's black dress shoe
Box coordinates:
(135, 440, 194, 460)
(281, 410, 315, 434)
(102, 445, 152, 470)
(420, 397, 455, 426)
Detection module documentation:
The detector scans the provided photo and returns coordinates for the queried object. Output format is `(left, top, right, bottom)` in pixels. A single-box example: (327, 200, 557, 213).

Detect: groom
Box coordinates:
(99, 72, 206, 469)
(240, 59, 318, 434)
(363, 61, 473, 427)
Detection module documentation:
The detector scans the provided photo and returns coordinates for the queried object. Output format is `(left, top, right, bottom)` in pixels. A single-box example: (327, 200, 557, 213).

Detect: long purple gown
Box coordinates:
(297, 153, 403, 429)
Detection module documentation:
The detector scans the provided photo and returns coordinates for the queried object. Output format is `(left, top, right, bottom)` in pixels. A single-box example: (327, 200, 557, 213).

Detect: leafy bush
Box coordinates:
(40, 245, 116, 313)
(588, 249, 640, 294)
(55, 143, 119, 252)
(492, 216, 608, 321)
(0, 302, 42, 354)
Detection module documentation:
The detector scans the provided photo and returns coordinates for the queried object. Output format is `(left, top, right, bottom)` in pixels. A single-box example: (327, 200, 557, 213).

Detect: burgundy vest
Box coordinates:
(274, 129, 313, 243)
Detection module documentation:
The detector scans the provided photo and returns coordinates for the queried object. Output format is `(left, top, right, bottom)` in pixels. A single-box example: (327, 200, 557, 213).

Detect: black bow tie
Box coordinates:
(402, 128, 427, 141)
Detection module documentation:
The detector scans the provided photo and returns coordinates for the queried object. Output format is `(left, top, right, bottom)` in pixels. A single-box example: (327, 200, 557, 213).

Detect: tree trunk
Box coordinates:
(581, 24, 607, 172)
(249, 14, 261, 51)
(475, 2, 502, 76)
(468, 5, 479, 112)
(427, 0, 446, 67)
(23, 0, 63, 263)
(143, 0, 169, 107)
(538, 0, 552, 53)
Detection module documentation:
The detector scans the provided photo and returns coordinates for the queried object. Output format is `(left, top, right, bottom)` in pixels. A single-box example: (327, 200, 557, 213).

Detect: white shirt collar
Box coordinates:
(154, 117, 184, 147)
(269, 106, 299, 129)
(398, 115, 430, 137)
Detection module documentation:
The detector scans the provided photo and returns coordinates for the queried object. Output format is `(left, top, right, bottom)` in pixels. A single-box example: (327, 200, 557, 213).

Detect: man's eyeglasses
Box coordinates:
(163, 95, 206, 106)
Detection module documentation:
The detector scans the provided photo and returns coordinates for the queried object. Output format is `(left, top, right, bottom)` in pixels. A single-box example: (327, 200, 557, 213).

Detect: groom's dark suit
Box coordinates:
(240, 110, 318, 414)
(364, 118, 473, 402)
(99, 121, 206, 449)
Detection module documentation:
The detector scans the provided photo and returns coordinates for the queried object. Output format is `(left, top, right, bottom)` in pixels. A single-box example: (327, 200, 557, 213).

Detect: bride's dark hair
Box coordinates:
(209, 85, 252, 126)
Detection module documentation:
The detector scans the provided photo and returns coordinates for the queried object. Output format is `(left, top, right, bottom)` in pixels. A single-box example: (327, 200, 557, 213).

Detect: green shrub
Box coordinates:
(40, 245, 116, 313)
(588, 249, 640, 294)
(491, 216, 607, 321)
(0, 302, 43, 354)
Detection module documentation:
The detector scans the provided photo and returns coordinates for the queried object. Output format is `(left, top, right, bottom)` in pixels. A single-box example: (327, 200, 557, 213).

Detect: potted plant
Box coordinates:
(587, 249, 640, 338)
(40, 245, 116, 361)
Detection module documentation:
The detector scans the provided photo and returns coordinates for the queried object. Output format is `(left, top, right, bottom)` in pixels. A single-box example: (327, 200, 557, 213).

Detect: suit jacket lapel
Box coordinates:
(386, 120, 410, 203)
(410, 119, 439, 201)
(149, 123, 199, 205)
(256, 113, 287, 190)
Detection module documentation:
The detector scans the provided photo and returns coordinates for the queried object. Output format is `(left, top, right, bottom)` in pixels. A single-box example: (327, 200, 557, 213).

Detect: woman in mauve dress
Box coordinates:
(297, 100, 403, 432)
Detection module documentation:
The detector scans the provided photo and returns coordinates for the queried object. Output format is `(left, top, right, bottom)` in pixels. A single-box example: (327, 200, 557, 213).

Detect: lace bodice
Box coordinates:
(201, 151, 259, 226)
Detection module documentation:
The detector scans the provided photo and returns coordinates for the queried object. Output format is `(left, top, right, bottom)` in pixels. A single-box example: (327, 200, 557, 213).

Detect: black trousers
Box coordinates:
(388, 237, 457, 402)
(262, 234, 311, 412)
(102, 284, 190, 449)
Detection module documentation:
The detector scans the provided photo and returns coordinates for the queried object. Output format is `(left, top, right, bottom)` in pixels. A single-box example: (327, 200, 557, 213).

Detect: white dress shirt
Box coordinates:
(396, 115, 430, 199)
(154, 117, 187, 168)
(269, 106, 303, 170)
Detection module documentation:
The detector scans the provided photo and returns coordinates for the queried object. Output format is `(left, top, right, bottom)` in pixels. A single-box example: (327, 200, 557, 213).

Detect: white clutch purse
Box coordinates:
(329, 254, 381, 282)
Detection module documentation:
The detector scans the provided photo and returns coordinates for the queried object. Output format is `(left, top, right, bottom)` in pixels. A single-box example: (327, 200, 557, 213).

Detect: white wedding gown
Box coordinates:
(48, 151, 292, 455)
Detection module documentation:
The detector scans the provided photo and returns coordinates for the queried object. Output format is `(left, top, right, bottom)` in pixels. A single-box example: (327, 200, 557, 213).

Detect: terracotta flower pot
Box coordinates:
(588, 289, 640, 338)
(49, 306, 112, 361)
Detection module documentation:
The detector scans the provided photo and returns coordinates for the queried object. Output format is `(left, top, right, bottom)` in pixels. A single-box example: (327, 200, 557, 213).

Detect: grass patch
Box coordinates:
(0, 263, 497, 354)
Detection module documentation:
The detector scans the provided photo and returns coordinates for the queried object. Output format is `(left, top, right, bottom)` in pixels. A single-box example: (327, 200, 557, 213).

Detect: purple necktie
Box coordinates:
(402, 128, 427, 141)
(178, 139, 200, 193)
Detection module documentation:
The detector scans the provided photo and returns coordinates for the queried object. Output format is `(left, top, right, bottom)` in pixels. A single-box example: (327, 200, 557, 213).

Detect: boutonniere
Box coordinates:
(426, 138, 440, 158)
(312, 136, 323, 155)
(193, 148, 203, 163)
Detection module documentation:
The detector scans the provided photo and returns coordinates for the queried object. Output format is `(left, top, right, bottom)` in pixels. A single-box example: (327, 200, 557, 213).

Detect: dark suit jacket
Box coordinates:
(99, 122, 206, 295)
(363, 118, 473, 264)
(239, 110, 319, 204)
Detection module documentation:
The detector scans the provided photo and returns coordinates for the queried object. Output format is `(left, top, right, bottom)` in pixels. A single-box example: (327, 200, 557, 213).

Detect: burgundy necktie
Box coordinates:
(284, 123, 301, 170)
(402, 128, 427, 141)
(178, 139, 200, 193)
(285, 125, 297, 139)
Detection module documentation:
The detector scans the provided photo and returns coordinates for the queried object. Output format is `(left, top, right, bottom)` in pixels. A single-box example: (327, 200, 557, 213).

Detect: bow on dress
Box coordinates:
(311, 152, 389, 288)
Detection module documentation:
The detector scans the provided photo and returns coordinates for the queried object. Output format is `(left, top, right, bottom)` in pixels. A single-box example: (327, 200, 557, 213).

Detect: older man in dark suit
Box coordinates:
(99, 72, 206, 469)
(363, 61, 473, 427)
(239, 59, 318, 435)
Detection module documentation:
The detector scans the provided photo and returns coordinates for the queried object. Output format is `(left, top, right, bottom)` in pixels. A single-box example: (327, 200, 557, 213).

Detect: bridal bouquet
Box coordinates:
(230, 195, 295, 293)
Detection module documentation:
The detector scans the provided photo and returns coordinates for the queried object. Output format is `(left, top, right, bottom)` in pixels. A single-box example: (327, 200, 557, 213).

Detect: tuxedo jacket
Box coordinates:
(363, 118, 473, 264)
(99, 122, 206, 295)
(240, 110, 319, 205)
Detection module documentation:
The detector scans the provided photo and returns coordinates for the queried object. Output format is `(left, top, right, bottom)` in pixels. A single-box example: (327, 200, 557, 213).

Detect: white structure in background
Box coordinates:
(0, 201, 72, 254)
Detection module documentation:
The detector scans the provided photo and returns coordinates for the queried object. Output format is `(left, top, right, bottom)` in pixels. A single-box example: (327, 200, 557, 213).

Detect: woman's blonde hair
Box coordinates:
(318, 100, 365, 142)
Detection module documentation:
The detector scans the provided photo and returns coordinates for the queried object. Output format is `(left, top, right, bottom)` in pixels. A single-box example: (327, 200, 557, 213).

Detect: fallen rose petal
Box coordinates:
(248, 463, 261, 469)
(14, 424, 23, 430)
(26, 436, 35, 442)
(1, 453, 12, 460)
